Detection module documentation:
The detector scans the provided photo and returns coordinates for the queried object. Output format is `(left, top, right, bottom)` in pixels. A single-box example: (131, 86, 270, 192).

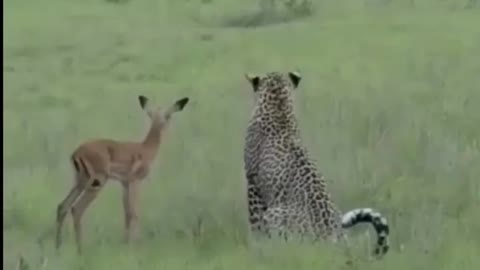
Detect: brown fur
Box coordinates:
(55, 95, 189, 254)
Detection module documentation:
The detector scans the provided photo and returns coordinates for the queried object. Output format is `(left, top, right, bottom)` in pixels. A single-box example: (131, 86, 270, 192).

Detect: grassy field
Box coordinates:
(3, 0, 480, 269)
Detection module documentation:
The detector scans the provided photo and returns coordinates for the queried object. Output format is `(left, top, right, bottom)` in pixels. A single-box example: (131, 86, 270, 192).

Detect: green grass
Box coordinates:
(3, 0, 480, 269)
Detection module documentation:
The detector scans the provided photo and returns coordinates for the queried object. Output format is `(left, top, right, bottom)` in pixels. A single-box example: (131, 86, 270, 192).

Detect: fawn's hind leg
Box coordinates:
(70, 177, 106, 254)
(56, 183, 83, 251)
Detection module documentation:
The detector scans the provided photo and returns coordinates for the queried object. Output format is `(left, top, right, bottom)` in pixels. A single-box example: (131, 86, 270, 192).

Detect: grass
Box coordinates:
(3, 0, 480, 269)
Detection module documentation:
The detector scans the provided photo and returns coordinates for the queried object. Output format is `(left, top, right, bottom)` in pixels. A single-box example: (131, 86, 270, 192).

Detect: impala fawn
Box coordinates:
(55, 95, 190, 254)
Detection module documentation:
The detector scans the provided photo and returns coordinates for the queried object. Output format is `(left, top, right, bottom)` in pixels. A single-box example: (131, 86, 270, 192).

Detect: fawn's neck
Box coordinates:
(142, 118, 165, 161)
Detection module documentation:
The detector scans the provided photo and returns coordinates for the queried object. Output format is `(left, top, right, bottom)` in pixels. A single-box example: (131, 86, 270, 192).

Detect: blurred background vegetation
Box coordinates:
(4, 0, 480, 269)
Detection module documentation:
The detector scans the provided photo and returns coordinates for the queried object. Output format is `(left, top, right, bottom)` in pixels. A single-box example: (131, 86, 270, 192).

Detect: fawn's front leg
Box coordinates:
(122, 180, 141, 244)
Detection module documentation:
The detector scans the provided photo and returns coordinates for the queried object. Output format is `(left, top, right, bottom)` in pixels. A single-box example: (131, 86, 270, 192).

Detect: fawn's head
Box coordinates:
(138, 95, 190, 127)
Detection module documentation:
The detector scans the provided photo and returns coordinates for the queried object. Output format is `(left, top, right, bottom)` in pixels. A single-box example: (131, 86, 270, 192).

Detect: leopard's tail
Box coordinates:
(341, 208, 390, 257)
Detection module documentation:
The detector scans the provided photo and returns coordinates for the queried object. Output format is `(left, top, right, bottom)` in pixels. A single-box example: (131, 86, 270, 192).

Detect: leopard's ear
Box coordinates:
(245, 74, 260, 92)
(288, 71, 301, 88)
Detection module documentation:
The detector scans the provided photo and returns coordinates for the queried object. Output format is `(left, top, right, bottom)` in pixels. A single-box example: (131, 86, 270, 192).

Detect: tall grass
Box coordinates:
(4, 0, 480, 269)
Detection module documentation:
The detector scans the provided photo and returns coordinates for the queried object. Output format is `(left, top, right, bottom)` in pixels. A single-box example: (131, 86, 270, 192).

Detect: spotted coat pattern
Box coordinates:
(243, 71, 390, 256)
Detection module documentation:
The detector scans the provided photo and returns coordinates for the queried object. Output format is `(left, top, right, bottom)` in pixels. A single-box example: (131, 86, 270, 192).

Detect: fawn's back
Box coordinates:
(71, 139, 153, 182)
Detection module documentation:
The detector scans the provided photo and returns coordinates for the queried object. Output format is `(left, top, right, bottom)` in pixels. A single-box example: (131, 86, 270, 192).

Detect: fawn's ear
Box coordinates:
(288, 71, 301, 88)
(172, 97, 190, 112)
(139, 95, 149, 109)
(245, 74, 260, 92)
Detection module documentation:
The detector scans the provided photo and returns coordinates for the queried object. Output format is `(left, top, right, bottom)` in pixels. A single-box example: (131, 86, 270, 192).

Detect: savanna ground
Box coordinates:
(3, 0, 480, 269)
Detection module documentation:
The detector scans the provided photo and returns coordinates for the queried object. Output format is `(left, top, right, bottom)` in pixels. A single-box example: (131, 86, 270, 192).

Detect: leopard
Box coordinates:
(243, 71, 390, 257)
